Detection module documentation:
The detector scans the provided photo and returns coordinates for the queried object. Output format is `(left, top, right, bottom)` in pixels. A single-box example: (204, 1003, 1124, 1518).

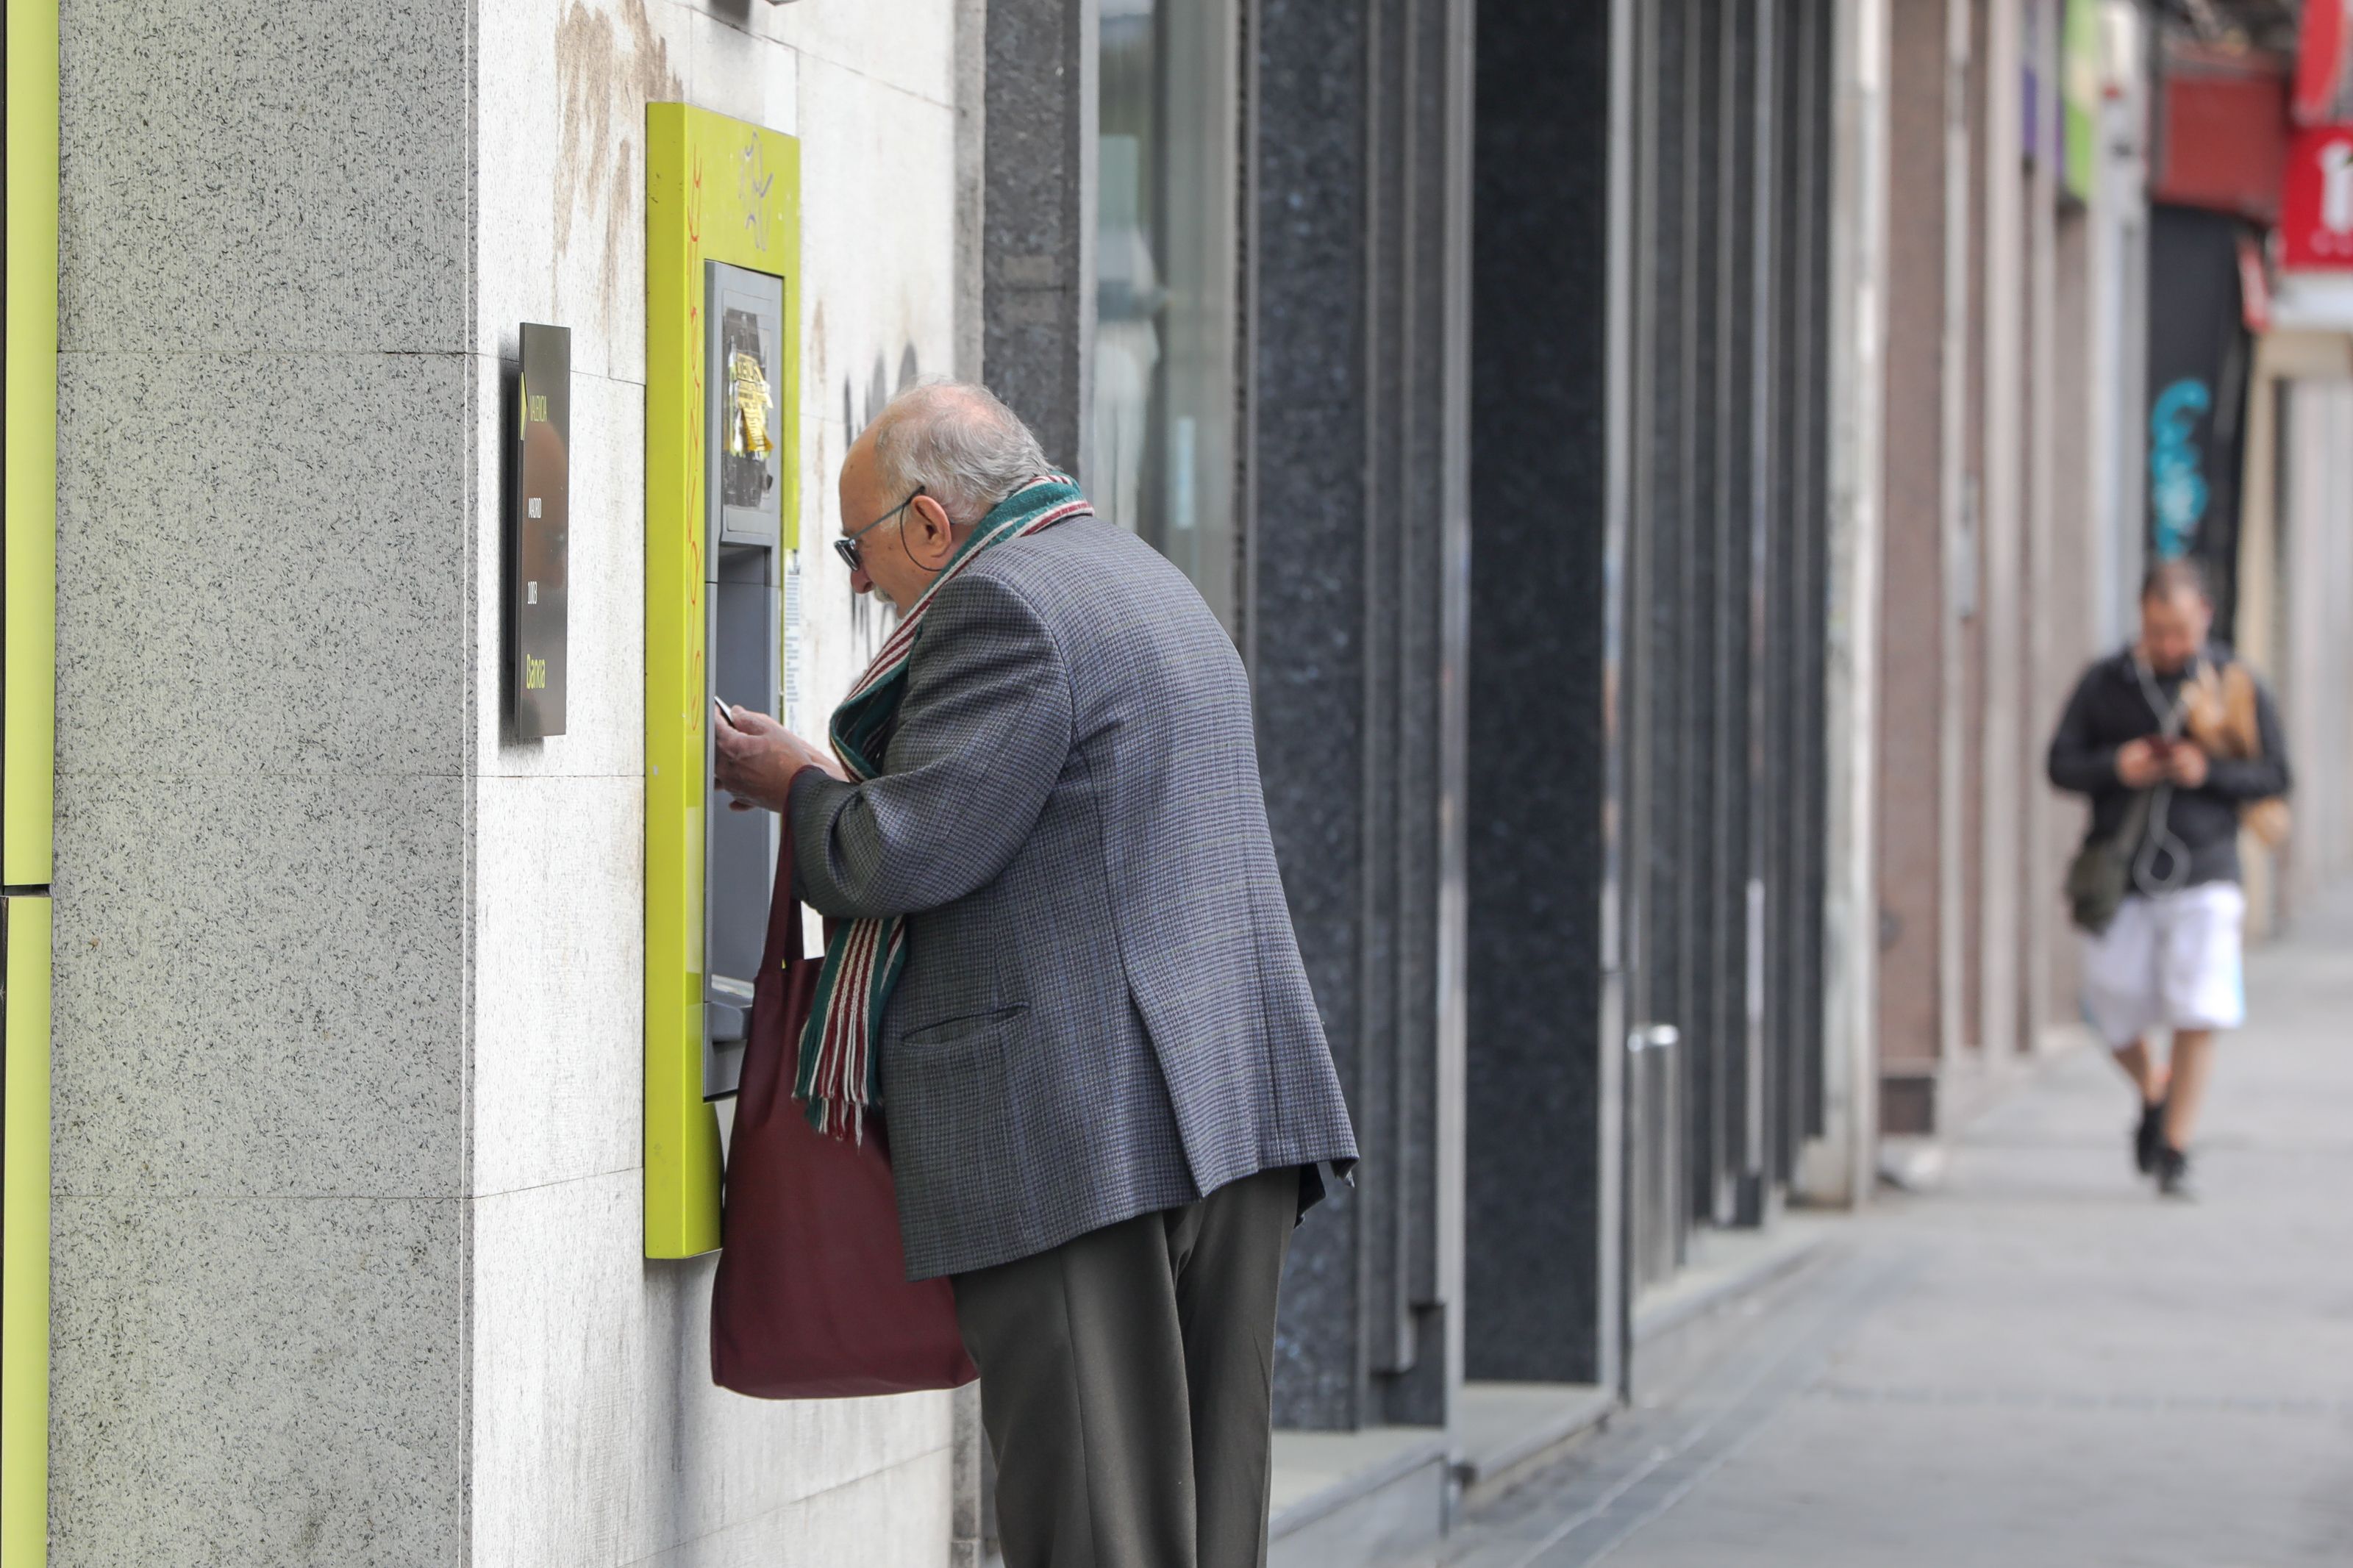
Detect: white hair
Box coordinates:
(868, 380, 1051, 526)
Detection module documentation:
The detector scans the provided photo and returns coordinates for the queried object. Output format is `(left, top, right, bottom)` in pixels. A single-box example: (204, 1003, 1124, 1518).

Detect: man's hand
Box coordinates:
(2165, 738, 2210, 790)
(2115, 738, 2166, 789)
(714, 705, 847, 812)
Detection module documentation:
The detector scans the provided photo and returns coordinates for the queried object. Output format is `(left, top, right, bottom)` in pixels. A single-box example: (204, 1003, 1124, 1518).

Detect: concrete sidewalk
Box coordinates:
(1448, 891, 2353, 1567)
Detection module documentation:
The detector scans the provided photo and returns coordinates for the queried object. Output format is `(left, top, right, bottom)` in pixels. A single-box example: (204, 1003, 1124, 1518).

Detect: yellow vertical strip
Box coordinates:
(4, 0, 60, 888)
(3, 1, 60, 1561)
(643, 107, 799, 1258)
(3, 898, 52, 1568)
(643, 103, 721, 1258)
(775, 134, 801, 555)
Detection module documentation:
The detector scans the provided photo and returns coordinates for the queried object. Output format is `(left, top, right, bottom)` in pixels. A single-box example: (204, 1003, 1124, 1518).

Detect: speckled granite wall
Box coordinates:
(51, 2, 963, 1563)
(1249, 0, 1473, 1434)
(1463, 0, 1616, 1386)
(1252, 0, 1374, 1431)
(49, 1, 472, 1559)
(982, 0, 1092, 474)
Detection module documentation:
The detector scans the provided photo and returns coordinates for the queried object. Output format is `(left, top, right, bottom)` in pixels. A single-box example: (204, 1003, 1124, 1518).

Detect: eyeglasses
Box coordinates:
(835, 488, 923, 575)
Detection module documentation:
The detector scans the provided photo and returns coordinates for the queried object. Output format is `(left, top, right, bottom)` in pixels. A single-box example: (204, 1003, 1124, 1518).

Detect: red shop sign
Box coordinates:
(2281, 125, 2353, 270)
(2293, 0, 2352, 126)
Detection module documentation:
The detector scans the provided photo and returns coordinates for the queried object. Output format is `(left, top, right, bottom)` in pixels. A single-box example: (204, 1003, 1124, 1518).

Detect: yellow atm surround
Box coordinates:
(644, 105, 800, 1259)
(2, 0, 57, 1561)
(2, 0, 58, 1558)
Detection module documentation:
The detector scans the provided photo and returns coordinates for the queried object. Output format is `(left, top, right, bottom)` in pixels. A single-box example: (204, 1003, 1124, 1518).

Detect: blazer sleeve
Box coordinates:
(2046, 669, 2116, 795)
(788, 573, 1075, 921)
(2204, 670, 2292, 802)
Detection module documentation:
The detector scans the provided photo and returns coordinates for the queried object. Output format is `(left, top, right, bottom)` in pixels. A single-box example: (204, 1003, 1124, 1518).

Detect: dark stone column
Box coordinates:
(1463, 0, 1619, 1386)
(1253, 0, 1373, 1430)
(1643, 0, 1778, 1236)
(1767, 0, 1835, 1164)
(1721, 0, 1768, 1217)
(983, 0, 1093, 471)
(1682, 0, 1731, 1230)
(1254, 0, 1473, 1431)
(1363, 0, 1472, 1430)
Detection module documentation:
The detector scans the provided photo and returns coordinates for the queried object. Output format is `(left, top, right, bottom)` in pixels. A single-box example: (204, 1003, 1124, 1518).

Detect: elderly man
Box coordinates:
(2048, 558, 2290, 1200)
(714, 381, 1357, 1568)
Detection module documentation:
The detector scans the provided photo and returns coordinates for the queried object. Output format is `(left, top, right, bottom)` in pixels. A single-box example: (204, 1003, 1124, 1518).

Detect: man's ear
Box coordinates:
(910, 493, 956, 560)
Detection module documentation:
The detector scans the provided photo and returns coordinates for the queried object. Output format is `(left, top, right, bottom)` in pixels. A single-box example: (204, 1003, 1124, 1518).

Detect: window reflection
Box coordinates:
(1095, 0, 1238, 629)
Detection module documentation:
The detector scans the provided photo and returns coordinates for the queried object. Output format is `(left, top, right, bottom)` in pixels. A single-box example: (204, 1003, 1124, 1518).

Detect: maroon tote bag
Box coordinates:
(710, 822, 978, 1399)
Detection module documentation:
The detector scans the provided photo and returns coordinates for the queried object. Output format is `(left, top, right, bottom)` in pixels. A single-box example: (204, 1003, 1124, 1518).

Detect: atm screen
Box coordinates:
(701, 262, 788, 1100)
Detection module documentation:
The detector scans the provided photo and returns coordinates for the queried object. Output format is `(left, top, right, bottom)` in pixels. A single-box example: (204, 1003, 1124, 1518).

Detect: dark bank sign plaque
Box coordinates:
(511, 323, 571, 738)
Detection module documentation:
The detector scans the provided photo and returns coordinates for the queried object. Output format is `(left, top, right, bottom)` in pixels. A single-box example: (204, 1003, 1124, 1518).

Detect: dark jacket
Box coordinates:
(788, 517, 1359, 1279)
(2046, 645, 2290, 892)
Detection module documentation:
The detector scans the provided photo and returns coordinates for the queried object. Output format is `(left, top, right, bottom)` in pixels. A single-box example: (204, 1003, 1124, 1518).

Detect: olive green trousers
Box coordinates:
(951, 1165, 1302, 1568)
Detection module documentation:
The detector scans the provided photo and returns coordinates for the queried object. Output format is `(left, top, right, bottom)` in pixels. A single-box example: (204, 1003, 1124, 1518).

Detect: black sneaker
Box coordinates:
(2156, 1145, 2196, 1200)
(2135, 1100, 2166, 1175)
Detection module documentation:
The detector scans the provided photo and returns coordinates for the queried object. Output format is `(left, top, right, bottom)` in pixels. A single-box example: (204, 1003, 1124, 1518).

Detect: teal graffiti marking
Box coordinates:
(2149, 378, 2211, 561)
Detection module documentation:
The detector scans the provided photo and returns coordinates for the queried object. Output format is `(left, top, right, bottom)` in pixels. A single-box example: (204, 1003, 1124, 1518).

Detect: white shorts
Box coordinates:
(2079, 881, 2246, 1047)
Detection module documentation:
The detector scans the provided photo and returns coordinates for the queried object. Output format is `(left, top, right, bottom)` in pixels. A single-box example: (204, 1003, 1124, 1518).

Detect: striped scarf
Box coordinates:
(795, 474, 1095, 1138)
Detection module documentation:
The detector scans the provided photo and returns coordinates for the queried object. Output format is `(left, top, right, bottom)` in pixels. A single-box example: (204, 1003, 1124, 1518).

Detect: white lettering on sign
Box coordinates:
(529, 495, 543, 519)
(528, 581, 538, 605)
(2325, 143, 2353, 235)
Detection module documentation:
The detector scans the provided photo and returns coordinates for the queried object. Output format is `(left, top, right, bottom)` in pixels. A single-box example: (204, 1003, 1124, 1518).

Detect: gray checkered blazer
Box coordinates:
(788, 515, 1359, 1281)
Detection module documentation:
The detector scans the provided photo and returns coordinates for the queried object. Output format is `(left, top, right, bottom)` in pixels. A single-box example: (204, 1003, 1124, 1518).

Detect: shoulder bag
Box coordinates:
(709, 820, 979, 1400)
(2065, 787, 2153, 936)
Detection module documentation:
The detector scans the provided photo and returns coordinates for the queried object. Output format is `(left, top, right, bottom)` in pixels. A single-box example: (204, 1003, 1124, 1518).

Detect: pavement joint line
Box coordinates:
(1804, 1383, 2353, 1417)
(1446, 1245, 1923, 1568)
(1559, 1251, 1921, 1568)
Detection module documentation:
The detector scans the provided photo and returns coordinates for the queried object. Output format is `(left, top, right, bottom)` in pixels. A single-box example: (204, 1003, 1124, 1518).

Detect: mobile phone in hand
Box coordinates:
(713, 696, 735, 731)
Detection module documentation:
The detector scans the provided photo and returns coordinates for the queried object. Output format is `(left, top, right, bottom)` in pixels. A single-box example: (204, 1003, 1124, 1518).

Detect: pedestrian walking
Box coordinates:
(713, 380, 1360, 1568)
(2047, 558, 2290, 1198)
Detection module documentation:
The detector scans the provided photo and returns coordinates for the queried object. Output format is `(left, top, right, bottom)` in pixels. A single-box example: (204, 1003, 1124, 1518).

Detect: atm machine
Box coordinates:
(644, 106, 801, 1259)
(700, 263, 786, 1104)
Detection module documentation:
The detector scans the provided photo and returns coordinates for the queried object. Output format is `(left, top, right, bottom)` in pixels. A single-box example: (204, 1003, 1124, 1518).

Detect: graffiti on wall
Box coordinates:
(2145, 204, 2250, 640)
(2148, 378, 2212, 562)
(553, 0, 683, 330)
(840, 342, 925, 660)
(796, 297, 935, 716)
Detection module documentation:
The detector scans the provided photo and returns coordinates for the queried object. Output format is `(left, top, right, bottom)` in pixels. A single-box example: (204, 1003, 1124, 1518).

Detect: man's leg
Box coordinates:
(2082, 896, 2165, 1171)
(2109, 1037, 2163, 1102)
(951, 1211, 1196, 1568)
(1167, 1166, 1300, 1568)
(2157, 884, 2246, 1156)
(2162, 1028, 2215, 1149)
(2111, 1036, 2169, 1174)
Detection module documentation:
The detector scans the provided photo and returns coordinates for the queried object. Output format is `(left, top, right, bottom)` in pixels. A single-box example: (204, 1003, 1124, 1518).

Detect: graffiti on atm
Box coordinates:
(735, 134, 780, 254)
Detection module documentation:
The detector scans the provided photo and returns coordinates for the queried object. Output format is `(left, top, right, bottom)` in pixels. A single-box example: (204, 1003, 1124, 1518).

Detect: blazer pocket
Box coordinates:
(899, 1002, 1029, 1050)
(882, 1010, 1027, 1219)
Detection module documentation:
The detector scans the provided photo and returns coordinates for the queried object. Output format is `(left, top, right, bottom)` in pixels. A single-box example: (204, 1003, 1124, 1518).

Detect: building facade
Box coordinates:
(3, 0, 2335, 1565)
(38, 2, 980, 1564)
(1870, 0, 2157, 1139)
